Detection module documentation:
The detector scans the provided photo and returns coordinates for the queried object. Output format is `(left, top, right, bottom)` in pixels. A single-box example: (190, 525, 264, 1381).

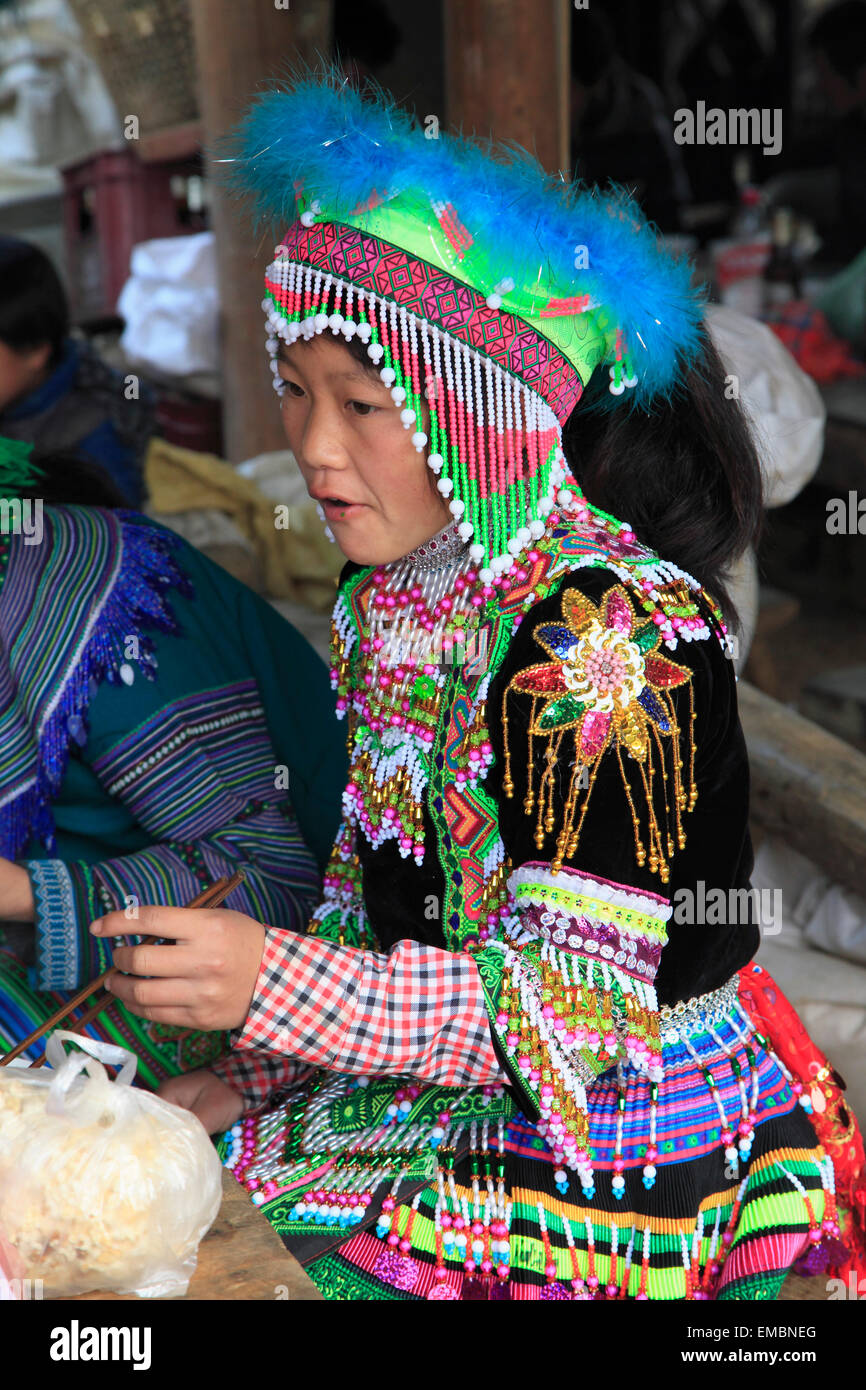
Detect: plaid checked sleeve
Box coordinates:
(208, 1049, 315, 1113)
(228, 928, 508, 1095)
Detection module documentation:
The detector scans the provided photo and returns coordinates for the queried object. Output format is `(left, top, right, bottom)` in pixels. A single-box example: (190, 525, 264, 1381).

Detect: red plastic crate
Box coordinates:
(62, 146, 204, 323)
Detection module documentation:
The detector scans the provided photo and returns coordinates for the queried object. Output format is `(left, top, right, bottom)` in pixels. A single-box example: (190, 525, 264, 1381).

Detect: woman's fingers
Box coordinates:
(157, 1072, 210, 1110)
(91, 904, 205, 942)
(158, 1071, 245, 1135)
(111, 942, 199, 978)
(105, 970, 201, 1010)
(91, 907, 266, 1031)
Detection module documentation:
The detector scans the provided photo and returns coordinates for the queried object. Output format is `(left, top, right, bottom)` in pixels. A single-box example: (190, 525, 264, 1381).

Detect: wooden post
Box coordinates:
(443, 0, 570, 174)
(189, 0, 332, 462)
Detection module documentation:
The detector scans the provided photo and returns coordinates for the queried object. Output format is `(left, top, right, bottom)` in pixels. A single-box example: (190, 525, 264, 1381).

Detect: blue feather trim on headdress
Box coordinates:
(215, 59, 704, 408)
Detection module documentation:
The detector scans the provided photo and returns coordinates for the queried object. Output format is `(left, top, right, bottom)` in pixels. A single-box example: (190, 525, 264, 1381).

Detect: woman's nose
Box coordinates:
(292, 399, 347, 474)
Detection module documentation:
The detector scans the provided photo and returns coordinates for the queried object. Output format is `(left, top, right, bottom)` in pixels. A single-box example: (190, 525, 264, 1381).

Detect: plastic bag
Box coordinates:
(117, 232, 220, 380)
(0, 1032, 223, 1298)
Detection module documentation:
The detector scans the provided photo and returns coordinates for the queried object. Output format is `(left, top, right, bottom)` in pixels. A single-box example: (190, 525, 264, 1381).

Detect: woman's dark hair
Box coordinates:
(0, 237, 70, 372)
(319, 319, 763, 632)
(19, 449, 129, 508)
(563, 329, 764, 632)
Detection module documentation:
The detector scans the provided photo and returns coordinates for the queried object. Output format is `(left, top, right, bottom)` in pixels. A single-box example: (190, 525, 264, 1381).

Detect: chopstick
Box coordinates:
(0, 869, 246, 1069)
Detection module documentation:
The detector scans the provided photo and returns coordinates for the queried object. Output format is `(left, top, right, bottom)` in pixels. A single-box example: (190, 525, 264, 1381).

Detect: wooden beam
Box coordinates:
(188, 0, 332, 463)
(739, 679, 866, 896)
(443, 0, 570, 173)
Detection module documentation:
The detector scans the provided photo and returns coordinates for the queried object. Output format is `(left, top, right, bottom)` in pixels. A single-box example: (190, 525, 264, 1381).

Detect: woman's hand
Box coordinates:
(158, 1069, 245, 1136)
(0, 859, 35, 922)
(90, 907, 266, 1031)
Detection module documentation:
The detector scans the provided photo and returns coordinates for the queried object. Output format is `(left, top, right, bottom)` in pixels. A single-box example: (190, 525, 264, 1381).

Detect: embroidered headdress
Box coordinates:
(222, 64, 703, 576)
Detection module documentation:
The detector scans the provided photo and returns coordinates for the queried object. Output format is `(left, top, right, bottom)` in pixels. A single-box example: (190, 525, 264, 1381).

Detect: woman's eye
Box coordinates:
(349, 400, 377, 417)
(280, 378, 304, 398)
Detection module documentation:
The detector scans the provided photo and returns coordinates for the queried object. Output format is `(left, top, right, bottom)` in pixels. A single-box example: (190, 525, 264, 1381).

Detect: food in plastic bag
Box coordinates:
(0, 1032, 223, 1298)
(0, 1223, 25, 1300)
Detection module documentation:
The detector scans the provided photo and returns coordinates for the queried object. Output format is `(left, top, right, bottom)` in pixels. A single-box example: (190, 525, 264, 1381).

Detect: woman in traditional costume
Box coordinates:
(104, 69, 865, 1300)
(0, 439, 345, 1092)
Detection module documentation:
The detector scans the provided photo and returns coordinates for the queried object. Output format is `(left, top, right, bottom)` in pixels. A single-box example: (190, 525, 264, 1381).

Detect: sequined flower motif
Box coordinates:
(510, 584, 691, 761)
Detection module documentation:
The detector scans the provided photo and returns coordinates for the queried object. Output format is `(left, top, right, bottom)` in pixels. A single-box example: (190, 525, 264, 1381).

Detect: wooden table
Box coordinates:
(54, 1169, 837, 1302)
(68, 1170, 322, 1301)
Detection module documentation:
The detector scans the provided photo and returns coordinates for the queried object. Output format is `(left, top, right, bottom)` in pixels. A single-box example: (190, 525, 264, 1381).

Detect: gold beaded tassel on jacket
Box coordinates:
(502, 650, 698, 882)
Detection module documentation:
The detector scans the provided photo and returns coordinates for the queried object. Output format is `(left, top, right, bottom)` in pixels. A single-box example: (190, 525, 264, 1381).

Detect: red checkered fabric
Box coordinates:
(209, 1049, 314, 1112)
(213, 928, 506, 1109)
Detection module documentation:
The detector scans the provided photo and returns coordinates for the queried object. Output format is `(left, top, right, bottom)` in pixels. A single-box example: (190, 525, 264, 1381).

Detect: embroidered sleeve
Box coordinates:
(22, 685, 321, 990)
(232, 927, 507, 1088)
(472, 572, 708, 1191)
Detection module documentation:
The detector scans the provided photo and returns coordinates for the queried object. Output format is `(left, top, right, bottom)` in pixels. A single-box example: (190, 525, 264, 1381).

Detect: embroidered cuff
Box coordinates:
(508, 862, 671, 983)
(25, 859, 106, 990)
(479, 864, 673, 1192)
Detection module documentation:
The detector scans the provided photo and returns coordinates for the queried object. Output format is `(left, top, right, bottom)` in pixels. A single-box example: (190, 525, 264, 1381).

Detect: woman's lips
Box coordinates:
(319, 498, 366, 521)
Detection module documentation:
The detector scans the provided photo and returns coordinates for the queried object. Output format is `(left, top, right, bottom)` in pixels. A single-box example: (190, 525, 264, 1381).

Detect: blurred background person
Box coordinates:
(0, 235, 153, 506)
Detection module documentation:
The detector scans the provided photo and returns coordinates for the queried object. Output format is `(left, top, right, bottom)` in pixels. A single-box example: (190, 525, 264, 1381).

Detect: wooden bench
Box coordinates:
(739, 678, 866, 897)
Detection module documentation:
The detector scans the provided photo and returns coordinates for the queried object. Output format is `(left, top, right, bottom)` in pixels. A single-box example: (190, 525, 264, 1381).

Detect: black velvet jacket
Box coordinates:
(355, 564, 758, 1008)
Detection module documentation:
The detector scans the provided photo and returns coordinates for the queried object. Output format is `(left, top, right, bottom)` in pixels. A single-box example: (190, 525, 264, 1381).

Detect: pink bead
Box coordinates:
(606, 1283, 618, 1297)
(387, 1233, 400, 1247)
(399, 1238, 412, 1253)
(545, 1263, 557, 1279)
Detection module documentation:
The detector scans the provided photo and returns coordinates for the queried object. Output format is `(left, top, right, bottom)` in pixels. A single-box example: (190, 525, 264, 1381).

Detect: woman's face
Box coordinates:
(276, 334, 452, 565)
